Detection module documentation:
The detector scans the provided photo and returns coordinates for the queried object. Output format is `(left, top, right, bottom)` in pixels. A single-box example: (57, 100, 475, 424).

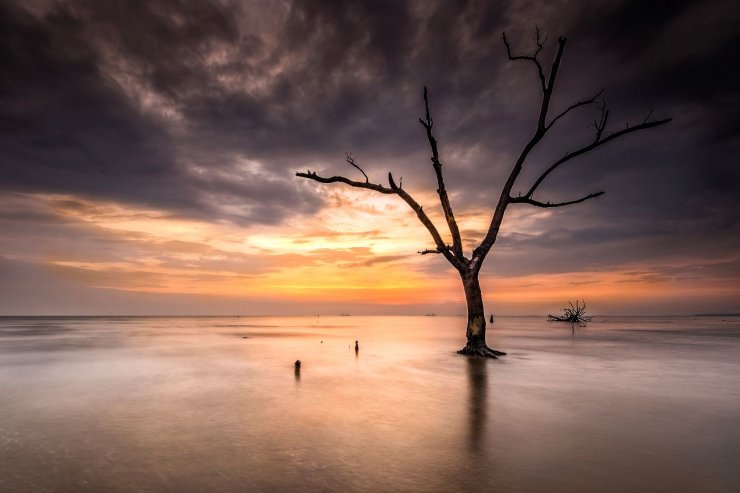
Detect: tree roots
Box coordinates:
(457, 345, 507, 358)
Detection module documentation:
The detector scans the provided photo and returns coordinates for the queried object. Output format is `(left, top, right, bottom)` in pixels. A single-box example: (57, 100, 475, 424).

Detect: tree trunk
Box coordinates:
(457, 272, 506, 358)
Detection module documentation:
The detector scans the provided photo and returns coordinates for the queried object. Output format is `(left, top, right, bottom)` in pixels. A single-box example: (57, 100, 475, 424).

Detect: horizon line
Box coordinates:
(1, 313, 738, 318)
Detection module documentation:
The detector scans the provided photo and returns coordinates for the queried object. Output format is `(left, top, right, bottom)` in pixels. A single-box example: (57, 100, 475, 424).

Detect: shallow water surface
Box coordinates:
(1, 316, 739, 492)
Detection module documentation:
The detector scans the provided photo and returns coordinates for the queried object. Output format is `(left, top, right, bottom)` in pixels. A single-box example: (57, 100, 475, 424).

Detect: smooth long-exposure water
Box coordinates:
(1, 315, 739, 492)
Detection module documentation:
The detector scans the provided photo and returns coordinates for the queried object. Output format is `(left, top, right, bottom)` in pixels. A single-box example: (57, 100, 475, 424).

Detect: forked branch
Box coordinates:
(345, 153, 368, 183)
(388, 172, 464, 270)
(525, 115, 672, 199)
(419, 87, 464, 258)
(296, 170, 394, 194)
(296, 27, 671, 281)
(474, 31, 567, 265)
(503, 27, 547, 91)
(472, 29, 670, 269)
(295, 167, 465, 271)
(546, 88, 605, 131)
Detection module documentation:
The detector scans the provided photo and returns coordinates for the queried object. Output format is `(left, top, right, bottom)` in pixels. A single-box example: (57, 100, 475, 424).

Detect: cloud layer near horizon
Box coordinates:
(1, 0, 738, 315)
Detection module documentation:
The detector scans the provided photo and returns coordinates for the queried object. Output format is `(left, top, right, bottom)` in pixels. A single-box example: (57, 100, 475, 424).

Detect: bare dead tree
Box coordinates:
(296, 29, 671, 358)
(548, 299, 592, 323)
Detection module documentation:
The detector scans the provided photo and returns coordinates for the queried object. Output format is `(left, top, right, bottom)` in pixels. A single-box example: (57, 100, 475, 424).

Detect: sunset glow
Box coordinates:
(2, 4, 739, 493)
(2, 186, 736, 315)
(0, 0, 737, 316)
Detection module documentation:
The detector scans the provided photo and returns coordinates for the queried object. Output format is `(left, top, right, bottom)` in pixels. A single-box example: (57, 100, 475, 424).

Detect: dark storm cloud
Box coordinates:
(1, 0, 738, 261)
(0, 3, 177, 196)
(0, 0, 320, 225)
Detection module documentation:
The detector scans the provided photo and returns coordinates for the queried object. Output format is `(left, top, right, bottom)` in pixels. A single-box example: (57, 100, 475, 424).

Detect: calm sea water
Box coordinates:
(1, 315, 738, 492)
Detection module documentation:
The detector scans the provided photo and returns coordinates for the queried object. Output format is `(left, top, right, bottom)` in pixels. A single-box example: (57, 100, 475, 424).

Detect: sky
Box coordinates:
(0, 0, 738, 316)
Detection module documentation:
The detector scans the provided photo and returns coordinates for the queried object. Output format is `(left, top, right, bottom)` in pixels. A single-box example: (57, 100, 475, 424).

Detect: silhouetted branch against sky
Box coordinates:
(299, 27, 670, 274)
(0, 0, 738, 314)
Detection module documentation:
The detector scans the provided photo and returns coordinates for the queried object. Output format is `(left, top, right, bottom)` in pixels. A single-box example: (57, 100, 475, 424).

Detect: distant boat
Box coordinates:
(425, 313, 437, 317)
(340, 313, 351, 316)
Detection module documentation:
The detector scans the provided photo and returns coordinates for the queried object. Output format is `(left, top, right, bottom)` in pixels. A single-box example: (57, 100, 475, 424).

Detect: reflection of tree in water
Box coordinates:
(293, 360, 303, 384)
(466, 357, 488, 453)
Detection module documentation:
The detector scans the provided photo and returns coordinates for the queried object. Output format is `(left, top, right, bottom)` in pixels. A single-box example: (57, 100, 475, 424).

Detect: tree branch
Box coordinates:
(503, 28, 546, 91)
(418, 246, 452, 255)
(592, 99, 610, 141)
(296, 29, 672, 280)
(296, 168, 465, 270)
(525, 116, 672, 198)
(296, 170, 394, 194)
(509, 191, 604, 208)
(546, 88, 605, 131)
(389, 172, 465, 270)
(419, 87, 464, 259)
(345, 153, 368, 183)
(472, 30, 567, 269)
(540, 36, 567, 130)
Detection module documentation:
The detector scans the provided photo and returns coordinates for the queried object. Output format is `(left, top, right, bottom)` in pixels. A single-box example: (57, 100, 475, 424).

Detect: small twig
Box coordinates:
(502, 30, 546, 91)
(546, 89, 605, 130)
(509, 191, 604, 208)
(643, 109, 654, 124)
(345, 153, 368, 183)
(418, 245, 452, 255)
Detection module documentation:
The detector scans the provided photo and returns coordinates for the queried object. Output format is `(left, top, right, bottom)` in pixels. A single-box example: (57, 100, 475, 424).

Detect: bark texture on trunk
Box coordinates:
(457, 273, 507, 358)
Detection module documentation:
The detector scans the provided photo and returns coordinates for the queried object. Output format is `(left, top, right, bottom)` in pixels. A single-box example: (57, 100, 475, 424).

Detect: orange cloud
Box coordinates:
(2, 191, 735, 315)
